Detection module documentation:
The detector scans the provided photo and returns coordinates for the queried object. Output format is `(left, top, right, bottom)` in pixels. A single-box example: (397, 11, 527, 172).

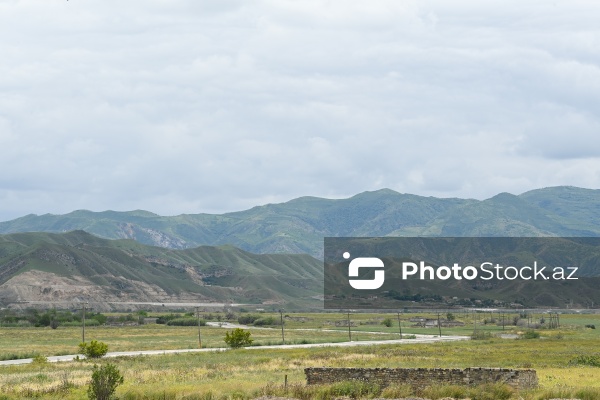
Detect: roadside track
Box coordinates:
(0, 334, 469, 366)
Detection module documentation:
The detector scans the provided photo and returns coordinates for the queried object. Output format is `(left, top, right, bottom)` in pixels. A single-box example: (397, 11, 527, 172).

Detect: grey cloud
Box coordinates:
(0, 0, 599, 220)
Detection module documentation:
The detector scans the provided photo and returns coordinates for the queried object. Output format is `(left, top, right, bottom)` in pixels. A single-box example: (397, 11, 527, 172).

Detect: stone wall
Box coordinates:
(304, 367, 538, 390)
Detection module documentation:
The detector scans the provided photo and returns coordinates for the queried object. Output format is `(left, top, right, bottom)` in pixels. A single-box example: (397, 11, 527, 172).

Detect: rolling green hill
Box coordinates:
(1, 186, 599, 258)
(0, 231, 323, 310)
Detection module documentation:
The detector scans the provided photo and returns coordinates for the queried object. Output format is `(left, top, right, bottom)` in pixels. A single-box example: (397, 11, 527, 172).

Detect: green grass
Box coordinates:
(0, 311, 599, 399)
(0, 322, 401, 360)
(2, 311, 595, 360)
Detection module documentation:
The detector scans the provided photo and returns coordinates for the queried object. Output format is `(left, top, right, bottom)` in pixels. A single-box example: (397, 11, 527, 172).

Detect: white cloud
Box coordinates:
(0, 0, 599, 220)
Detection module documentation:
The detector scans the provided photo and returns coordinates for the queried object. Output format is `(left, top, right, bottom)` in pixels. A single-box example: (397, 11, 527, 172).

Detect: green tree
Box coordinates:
(381, 318, 393, 327)
(224, 328, 253, 348)
(79, 340, 109, 359)
(87, 363, 124, 400)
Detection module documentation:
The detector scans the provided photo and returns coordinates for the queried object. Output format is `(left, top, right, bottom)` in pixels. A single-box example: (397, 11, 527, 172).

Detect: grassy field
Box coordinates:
(0, 311, 599, 399)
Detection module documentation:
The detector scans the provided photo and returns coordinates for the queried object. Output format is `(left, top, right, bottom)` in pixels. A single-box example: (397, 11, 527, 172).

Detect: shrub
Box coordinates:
(521, 330, 540, 339)
(79, 340, 109, 359)
(156, 314, 181, 324)
(225, 312, 237, 320)
(585, 324, 596, 329)
(87, 363, 123, 400)
(253, 317, 280, 326)
(573, 387, 600, 400)
(471, 331, 493, 340)
(237, 315, 260, 325)
(224, 328, 253, 348)
(32, 354, 48, 365)
(92, 314, 108, 325)
(569, 354, 600, 367)
(381, 318, 393, 327)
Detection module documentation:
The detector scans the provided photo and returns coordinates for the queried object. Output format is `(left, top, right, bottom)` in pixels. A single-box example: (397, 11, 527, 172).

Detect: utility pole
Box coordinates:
(81, 302, 88, 343)
(437, 312, 442, 337)
(397, 312, 402, 338)
(195, 307, 202, 348)
(279, 309, 285, 345)
(347, 311, 352, 342)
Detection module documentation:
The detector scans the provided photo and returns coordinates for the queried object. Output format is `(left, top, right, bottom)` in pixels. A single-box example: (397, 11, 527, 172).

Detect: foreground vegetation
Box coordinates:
(0, 311, 598, 399)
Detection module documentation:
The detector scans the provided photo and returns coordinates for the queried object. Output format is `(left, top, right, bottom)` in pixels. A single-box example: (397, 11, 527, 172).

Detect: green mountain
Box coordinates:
(1, 186, 599, 258)
(0, 231, 323, 311)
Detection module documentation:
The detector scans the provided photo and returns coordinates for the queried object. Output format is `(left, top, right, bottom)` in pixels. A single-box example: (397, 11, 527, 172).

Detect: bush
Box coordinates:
(79, 340, 109, 359)
(253, 317, 280, 326)
(92, 314, 108, 325)
(569, 354, 600, 367)
(156, 314, 181, 324)
(237, 315, 260, 325)
(521, 330, 540, 339)
(87, 363, 123, 400)
(224, 328, 253, 348)
(381, 318, 393, 327)
(471, 331, 493, 340)
(32, 354, 48, 365)
(573, 387, 600, 400)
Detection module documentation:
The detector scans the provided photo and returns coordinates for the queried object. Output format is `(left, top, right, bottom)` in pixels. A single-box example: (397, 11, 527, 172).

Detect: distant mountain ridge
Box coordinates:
(1, 186, 599, 258)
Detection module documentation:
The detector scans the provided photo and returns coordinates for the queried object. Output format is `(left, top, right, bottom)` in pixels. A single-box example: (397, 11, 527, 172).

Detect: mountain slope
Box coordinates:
(0, 231, 323, 310)
(1, 186, 599, 258)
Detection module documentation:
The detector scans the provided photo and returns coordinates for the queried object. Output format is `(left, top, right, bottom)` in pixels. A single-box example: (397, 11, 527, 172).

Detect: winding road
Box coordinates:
(0, 334, 469, 366)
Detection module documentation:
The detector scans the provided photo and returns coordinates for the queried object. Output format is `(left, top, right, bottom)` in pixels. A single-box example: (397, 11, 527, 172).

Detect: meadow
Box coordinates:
(0, 311, 599, 399)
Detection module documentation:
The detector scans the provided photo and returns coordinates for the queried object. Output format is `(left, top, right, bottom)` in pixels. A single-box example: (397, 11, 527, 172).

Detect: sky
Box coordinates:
(1, 0, 599, 221)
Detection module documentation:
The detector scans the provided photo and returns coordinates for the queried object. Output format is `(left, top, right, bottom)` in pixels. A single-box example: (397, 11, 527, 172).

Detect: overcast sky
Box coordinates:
(1, 0, 599, 221)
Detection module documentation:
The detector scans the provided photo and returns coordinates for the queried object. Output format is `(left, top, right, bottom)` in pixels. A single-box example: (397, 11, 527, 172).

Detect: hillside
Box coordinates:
(0, 186, 599, 258)
(0, 231, 323, 311)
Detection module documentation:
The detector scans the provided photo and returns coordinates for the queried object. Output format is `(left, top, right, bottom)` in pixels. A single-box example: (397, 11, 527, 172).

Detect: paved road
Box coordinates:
(0, 335, 469, 366)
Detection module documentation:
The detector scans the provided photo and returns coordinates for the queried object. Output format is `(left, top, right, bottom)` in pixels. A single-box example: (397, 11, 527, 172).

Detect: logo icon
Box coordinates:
(348, 256, 385, 290)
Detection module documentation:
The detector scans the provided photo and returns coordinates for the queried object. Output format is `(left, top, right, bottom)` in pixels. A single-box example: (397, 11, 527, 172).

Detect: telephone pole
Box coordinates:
(81, 302, 88, 343)
(279, 309, 285, 344)
(347, 311, 352, 341)
(195, 307, 202, 348)
(397, 312, 402, 338)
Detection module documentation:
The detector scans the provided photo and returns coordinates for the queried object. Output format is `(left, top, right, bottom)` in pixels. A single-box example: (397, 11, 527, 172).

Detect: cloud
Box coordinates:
(0, 0, 599, 220)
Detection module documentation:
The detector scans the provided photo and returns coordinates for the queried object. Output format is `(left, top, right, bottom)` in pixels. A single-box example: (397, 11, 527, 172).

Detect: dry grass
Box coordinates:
(0, 312, 599, 399)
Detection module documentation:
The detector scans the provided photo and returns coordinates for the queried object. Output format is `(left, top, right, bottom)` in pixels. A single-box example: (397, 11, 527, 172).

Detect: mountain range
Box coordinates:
(1, 185, 599, 310)
(1, 186, 599, 259)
